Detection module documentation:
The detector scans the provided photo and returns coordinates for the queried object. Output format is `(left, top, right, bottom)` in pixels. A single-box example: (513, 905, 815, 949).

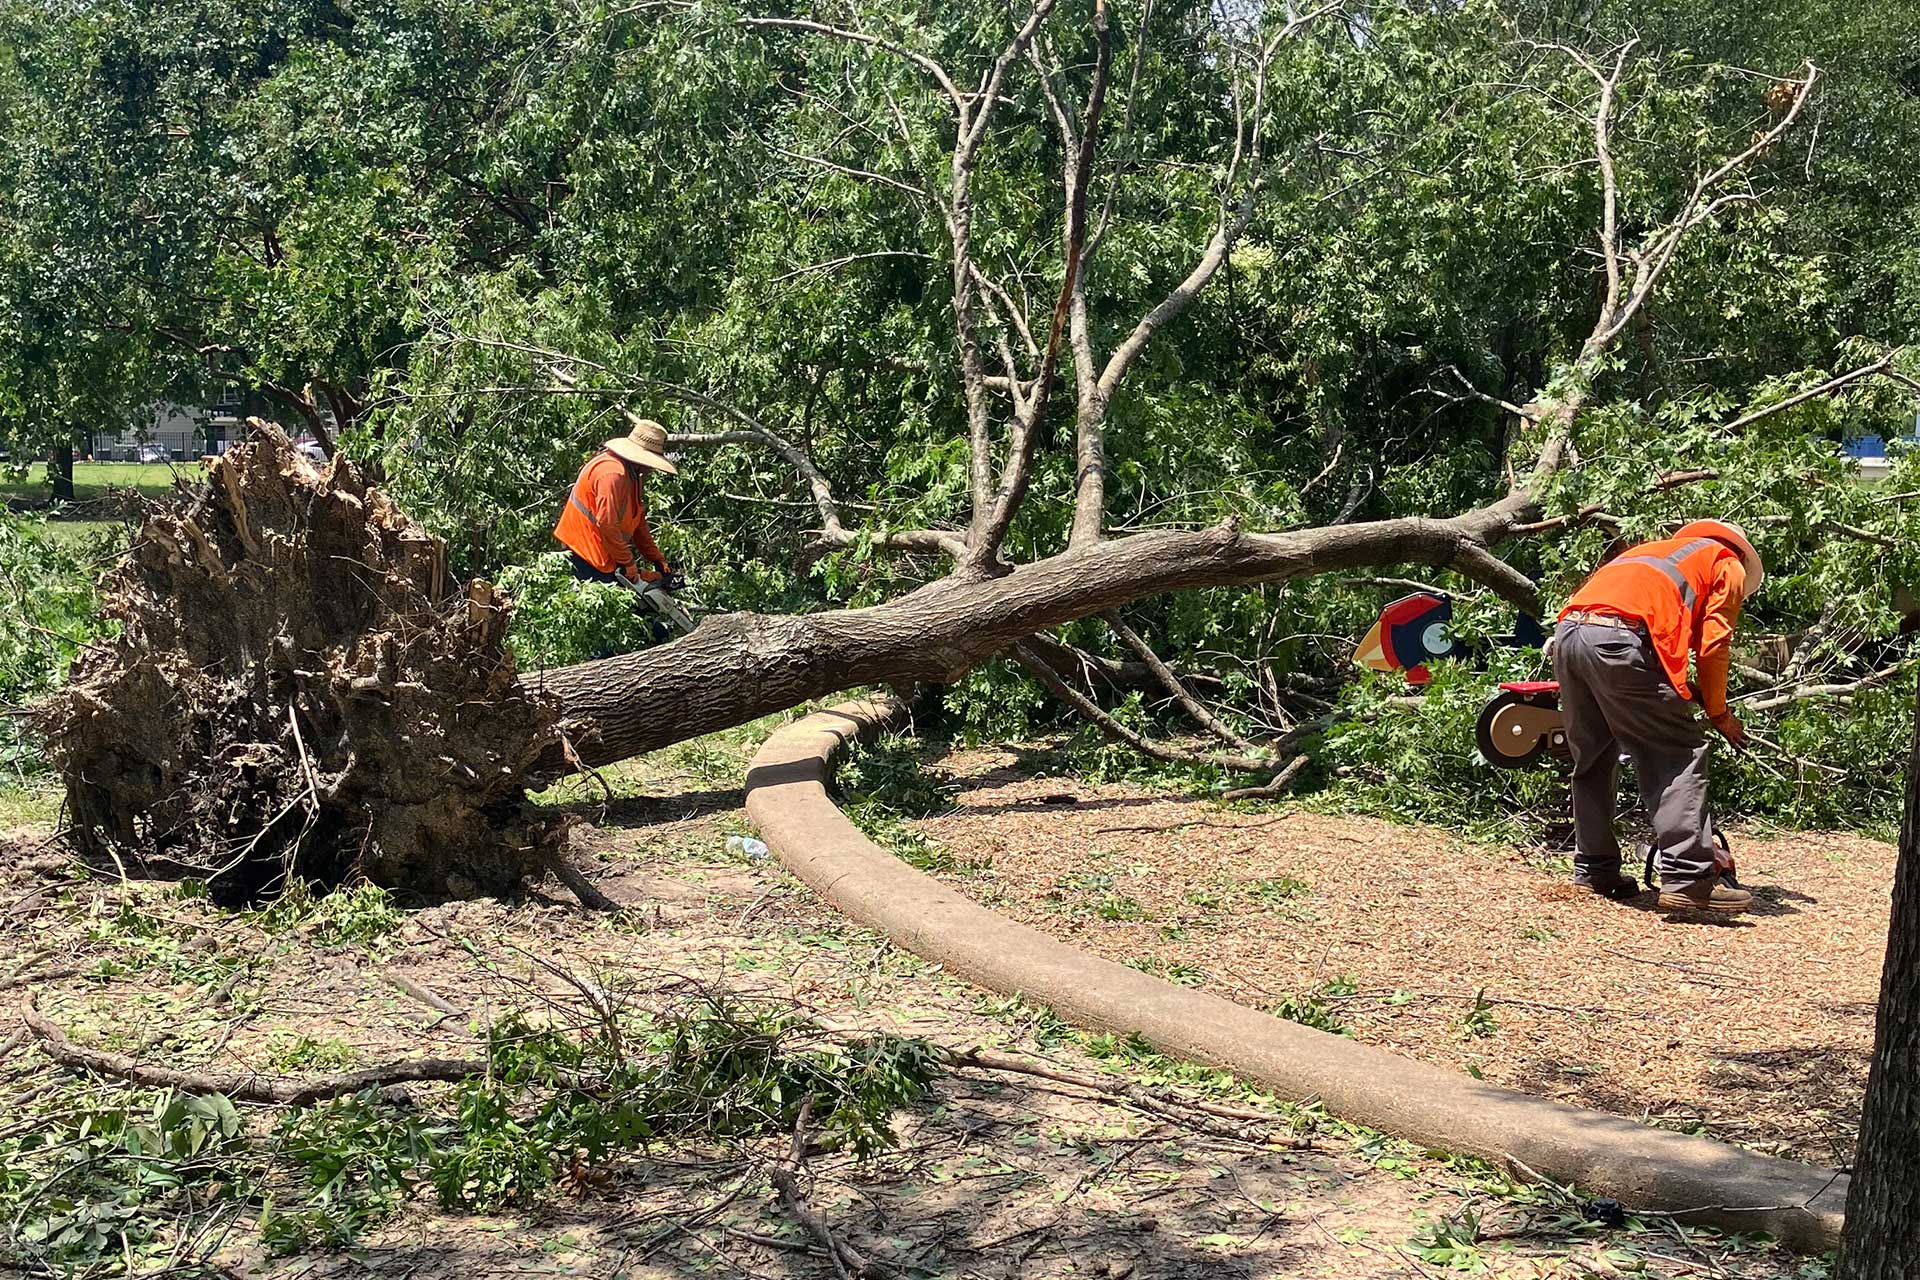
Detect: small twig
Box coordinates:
(766, 1093, 888, 1279)
(548, 851, 623, 912)
(1219, 755, 1309, 803)
(383, 970, 468, 1027)
(0, 965, 85, 993)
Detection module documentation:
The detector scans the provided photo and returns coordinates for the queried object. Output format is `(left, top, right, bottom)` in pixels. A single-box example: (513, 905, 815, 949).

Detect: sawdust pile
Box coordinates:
(39, 421, 571, 903)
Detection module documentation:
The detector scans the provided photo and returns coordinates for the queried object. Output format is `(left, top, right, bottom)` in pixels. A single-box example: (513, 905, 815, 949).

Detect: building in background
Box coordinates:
(1843, 414, 1920, 484)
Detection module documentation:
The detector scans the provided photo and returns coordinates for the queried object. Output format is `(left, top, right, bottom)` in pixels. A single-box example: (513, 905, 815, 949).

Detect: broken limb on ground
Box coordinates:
(37, 421, 571, 903)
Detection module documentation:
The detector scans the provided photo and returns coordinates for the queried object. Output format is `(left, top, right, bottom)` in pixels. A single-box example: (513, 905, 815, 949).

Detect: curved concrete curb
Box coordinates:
(745, 700, 1847, 1250)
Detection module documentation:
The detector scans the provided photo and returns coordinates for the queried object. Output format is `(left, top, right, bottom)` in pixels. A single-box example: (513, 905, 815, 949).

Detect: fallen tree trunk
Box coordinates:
(44, 421, 1528, 899)
(529, 506, 1526, 771)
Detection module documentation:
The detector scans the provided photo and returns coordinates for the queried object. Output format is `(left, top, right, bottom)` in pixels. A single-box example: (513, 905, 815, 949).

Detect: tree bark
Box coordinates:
(1835, 679, 1920, 1278)
(48, 444, 74, 501)
(528, 508, 1528, 773)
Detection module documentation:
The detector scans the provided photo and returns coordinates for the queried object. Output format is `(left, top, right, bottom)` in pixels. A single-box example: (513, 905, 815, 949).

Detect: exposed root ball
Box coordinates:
(40, 421, 570, 902)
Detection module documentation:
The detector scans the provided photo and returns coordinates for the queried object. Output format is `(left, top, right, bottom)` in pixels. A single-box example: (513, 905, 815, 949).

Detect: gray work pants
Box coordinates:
(1551, 620, 1716, 891)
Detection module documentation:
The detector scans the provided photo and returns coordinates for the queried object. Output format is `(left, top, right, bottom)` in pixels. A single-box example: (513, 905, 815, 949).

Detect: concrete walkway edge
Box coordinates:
(743, 699, 1847, 1250)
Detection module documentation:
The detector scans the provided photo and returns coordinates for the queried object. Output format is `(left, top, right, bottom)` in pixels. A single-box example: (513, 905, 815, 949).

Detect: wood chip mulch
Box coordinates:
(909, 747, 1892, 1168)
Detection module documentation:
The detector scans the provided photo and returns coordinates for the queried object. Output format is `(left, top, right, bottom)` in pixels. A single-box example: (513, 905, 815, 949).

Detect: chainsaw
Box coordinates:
(615, 572, 701, 636)
(1352, 591, 1741, 889)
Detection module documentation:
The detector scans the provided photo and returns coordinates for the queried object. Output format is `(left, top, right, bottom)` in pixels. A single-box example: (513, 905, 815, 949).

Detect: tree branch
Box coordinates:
(21, 990, 485, 1107)
(1102, 610, 1262, 754)
(1736, 661, 1913, 713)
(969, 0, 1112, 572)
(1011, 640, 1277, 774)
(1220, 754, 1309, 803)
(1068, 6, 1330, 548)
(1718, 349, 1907, 436)
(1596, 61, 1820, 348)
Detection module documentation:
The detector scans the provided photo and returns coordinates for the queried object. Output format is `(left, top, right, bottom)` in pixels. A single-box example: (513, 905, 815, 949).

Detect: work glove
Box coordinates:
(1708, 709, 1747, 747)
(659, 569, 684, 593)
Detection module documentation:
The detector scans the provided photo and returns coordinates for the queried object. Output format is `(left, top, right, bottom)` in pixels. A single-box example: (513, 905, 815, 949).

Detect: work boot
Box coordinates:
(1657, 879, 1752, 916)
(1574, 873, 1641, 902)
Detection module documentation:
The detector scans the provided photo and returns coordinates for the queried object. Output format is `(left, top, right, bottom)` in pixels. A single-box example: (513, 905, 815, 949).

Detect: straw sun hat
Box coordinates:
(603, 414, 678, 475)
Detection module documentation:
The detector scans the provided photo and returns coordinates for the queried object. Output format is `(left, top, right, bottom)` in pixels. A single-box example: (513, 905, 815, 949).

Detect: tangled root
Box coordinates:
(40, 421, 571, 902)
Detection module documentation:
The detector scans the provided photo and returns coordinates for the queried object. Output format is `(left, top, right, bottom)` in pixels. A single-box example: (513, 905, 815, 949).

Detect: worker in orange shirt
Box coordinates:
(553, 417, 678, 590)
(1552, 520, 1763, 916)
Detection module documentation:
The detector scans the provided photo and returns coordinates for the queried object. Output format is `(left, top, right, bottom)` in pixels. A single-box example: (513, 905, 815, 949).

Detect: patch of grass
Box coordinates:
(0, 781, 62, 827)
(844, 803, 982, 875)
(257, 882, 403, 947)
(1241, 874, 1310, 903)
(1094, 894, 1147, 922)
(80, 900, 240, 985)
(266, 1032, 361, 1073)
(0, 461, 198, 501)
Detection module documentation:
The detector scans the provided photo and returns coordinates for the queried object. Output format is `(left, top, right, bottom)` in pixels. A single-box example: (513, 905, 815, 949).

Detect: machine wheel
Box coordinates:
(1475, 689, 1565, 770)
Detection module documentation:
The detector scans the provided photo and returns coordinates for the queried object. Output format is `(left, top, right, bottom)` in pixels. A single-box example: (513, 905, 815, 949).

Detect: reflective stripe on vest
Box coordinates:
(1602, 537, 1719, 612)
(568, 492, 600, 528)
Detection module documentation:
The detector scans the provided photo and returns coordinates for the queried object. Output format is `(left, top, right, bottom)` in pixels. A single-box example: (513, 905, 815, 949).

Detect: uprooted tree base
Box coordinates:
(40, 422, 571, 903)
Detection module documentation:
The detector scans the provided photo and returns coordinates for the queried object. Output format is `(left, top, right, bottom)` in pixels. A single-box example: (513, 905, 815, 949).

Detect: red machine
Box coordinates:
(1352, 594, 1740, 888)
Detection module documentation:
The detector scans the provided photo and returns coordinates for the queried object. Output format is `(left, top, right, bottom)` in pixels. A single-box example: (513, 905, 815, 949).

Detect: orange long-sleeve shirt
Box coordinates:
(1692, 559, 1744, 718)
(553, 451, 669, 581)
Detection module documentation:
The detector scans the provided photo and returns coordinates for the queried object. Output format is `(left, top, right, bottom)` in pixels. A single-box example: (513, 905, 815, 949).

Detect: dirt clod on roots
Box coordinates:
(40, 421, 571, 902)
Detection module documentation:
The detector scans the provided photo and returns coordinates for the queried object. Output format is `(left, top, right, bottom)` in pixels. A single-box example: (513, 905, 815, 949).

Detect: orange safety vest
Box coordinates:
(1560, 535, 1740, 701)
(553, 451, 654, 576)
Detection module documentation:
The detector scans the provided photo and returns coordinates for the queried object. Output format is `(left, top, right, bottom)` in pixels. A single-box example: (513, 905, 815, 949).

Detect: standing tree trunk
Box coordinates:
(48, 443, 74, 501)
(1836, 679, 1920, 1278)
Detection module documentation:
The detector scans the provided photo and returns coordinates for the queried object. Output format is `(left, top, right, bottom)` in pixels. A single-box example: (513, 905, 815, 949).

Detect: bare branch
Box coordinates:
(1736, 661, 1914, 713)
(1010, 640, 1277, 774)
(22, 990, 486, 1107)
(737, 16, 965, 114)
(1434, 365, 1541, 423)
(970, 263, 1041, 359)
(1596, 62, 1820, 348)
(970, 0, 1113, 572)
(1068, 6, 1333, 549)
(1103, 611, 1263, 754)
(768, 143, 931, 199)
(1220, 754, 1309, 803)
(770, 250, 936, 284)
(1507, 468, 1720, 535)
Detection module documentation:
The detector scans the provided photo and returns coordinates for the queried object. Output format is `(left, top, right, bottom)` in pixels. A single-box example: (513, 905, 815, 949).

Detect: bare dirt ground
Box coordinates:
(2, 727, 1828, 1278)
(908, 744, 1892, 1173)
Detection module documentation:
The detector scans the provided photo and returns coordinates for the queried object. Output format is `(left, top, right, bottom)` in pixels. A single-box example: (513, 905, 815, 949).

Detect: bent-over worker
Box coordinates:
(1552, 520, 1762, 916)
(553, 417, 677, 588)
